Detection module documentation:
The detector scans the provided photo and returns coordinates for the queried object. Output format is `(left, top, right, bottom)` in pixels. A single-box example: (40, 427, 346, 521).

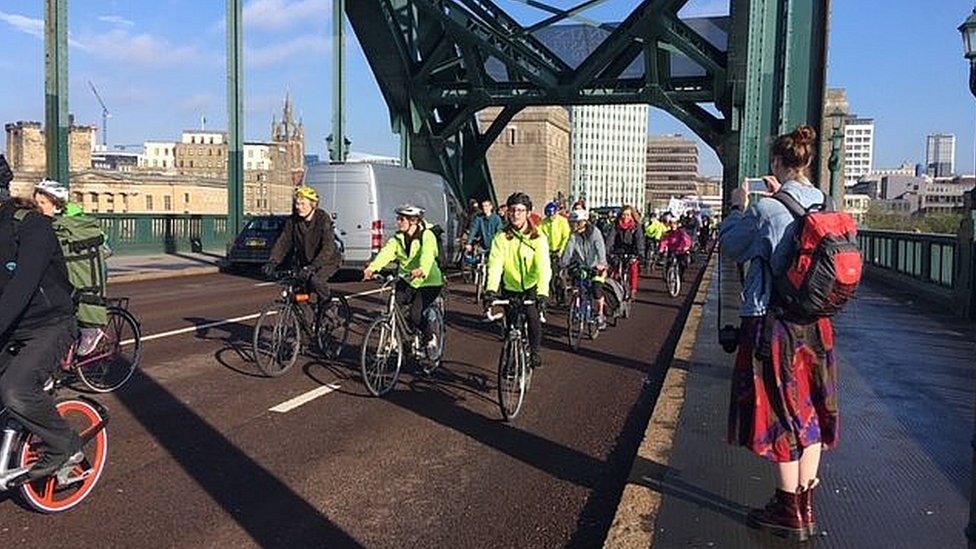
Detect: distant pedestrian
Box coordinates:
(719, 124, 839, 542)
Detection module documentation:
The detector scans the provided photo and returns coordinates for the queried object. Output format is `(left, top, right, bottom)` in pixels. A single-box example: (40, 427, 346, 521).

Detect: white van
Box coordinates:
(305, 163, 463, 267)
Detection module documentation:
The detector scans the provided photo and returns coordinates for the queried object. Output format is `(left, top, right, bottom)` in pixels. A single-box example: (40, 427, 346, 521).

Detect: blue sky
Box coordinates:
(0, 0, 974, 177)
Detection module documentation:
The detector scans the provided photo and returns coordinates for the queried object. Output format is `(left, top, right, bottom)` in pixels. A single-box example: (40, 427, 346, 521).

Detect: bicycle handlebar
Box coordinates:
(484, 299, 537, 322)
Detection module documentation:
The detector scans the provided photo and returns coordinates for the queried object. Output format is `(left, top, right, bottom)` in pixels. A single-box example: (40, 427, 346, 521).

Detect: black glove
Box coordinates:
(483, 290, 498, 305)
(299, 265, 316, 280)
(537, 295, 550, 313)
(262, 261, 277, 279)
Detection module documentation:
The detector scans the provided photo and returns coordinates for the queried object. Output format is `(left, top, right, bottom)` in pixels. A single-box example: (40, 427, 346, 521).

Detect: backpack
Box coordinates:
(603, 277, 627, 318)
(52, 215, 108, 327)
(772, 192, 862, 320)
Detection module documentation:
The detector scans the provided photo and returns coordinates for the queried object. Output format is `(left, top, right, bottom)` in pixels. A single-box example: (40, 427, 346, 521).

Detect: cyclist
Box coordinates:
(465, 198, 503, 255)
(540, 201, 571, 303)
(699, 214, 713, 250)
(363, 204, 444, 358)
(605, 205, 645, 296)
(483, 192, 550, 369)
(659, 215, 693, 277)
(0, 181, 83, 484)
(265, 185, 342, 304)
(560, 209, 609, 330)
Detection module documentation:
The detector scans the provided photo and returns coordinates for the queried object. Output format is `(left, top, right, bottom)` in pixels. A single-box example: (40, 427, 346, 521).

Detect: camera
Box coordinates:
(718, 324, 740, 354)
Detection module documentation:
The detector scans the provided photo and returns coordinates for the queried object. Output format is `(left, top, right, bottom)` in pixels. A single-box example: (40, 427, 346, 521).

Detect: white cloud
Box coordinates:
(74, 29, 217, 68)
(244, 0, 329, 31)
(98, 15, 135, 27)
(0, 10, 44, 39)
(247, 34, 329, 68)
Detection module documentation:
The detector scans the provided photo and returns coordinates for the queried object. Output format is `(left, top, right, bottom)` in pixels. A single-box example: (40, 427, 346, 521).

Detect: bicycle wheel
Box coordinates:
(253, 303, 301, 377)
(667, 265, 681, 297)
(422, 301, 446, 375)
(316, 296, 351, 360)
(567, 296, 584, 351)
(474, 267, 484, 305)
(360, 316, 403, 396)
(18, 398, 108, 513)
(497, 335, 526, 420)
(74, 306, 141, 393)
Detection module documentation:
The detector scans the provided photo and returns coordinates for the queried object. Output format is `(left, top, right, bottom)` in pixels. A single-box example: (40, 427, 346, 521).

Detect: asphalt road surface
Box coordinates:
(0, 260, 706, 548)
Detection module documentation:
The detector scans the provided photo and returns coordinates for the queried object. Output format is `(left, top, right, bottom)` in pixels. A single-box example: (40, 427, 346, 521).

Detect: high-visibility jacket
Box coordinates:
(644, 219, 667, 240)
(486, 228, 551, 296)
(367, 223, 444, 288)
(539, 214, 571, 255)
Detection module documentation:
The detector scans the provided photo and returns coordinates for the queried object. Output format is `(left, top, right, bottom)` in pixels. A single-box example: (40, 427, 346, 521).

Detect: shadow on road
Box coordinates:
(629, 456, 750, 524)
(115, 369, 362, 546)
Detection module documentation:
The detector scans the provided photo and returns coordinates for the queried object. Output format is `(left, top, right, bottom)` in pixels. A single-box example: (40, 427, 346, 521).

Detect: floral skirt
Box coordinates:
(727, 315, 839, 463)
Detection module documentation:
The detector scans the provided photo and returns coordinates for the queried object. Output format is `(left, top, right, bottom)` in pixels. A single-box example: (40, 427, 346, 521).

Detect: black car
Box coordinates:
(221, 215, 345, 272)
(222, 215, 287, 271)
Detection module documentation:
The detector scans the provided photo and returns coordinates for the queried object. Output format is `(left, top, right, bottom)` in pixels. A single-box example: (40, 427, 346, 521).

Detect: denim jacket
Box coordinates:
(718, 180, 825, 317)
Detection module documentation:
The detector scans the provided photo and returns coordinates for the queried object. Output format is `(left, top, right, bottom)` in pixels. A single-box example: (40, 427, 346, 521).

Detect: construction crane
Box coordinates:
(88, 80, 111, 148)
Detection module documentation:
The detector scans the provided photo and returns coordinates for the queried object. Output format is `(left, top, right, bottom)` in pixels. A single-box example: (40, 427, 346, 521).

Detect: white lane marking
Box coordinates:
(269, 384, 341, 413)
(254, 281, 276, 287)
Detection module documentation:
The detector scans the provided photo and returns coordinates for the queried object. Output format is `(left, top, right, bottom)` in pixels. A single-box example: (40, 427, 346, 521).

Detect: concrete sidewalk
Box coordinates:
(609, 267, 975, 547)
(107, 252, 223, 283)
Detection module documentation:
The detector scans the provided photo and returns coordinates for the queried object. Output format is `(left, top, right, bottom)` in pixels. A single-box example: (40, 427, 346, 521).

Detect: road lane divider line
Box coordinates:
(254, 281, 276, 287)
(269, 384, 341, 413)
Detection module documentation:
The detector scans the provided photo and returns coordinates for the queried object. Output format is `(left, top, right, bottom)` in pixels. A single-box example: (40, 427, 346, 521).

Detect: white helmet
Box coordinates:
(34, 179, 69, 203)
(395, 204, 425, 217)
(569, 209, 589, 222)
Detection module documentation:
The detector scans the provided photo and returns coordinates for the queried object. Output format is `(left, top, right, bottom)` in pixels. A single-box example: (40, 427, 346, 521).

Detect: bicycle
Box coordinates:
(0, 342, 109, 513)
(485, 297, 537, 421)
(549, 254, 569, 309)
(463, 250, 488, 305)
(566, 267, 601, 351)
(663, 251, 689, 298)
(610, 253, 640, 320)
(253, 269, 351, 377)
(62, 297, 142, 393)
(360, 274, 446, 397)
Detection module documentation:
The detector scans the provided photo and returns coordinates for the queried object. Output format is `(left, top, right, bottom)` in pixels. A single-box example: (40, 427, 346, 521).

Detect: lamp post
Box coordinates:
(961, 11, 976, 545)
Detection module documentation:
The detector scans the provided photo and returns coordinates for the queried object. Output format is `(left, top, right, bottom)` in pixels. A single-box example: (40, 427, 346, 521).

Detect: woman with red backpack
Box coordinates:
(718, 125, 852, 542)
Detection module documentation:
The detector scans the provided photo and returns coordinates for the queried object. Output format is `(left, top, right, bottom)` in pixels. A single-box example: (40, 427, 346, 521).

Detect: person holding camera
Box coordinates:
(718, 125, 839, 541)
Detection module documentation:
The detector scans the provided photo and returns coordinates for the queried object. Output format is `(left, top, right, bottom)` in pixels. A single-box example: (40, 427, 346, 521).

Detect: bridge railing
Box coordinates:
(858, 230, 958, 288)
(93, 214, 232, 256)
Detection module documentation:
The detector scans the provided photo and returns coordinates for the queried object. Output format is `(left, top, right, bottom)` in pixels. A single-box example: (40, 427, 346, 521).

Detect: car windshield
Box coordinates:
(245, 218, 281, 231)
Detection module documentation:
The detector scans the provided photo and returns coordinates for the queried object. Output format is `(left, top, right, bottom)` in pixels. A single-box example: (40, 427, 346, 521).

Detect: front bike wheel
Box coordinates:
(567, 297, 584, 351)
(667, 265, 681, 297)
(253, 302, 301, 377)
(360, 316, 403, 396)
(474, 268, 485, 305)
(316, 296, 351, 360)
(18, 398, 108, 513)
(75, 306, 141, 393)
(497, 335, 527, 420)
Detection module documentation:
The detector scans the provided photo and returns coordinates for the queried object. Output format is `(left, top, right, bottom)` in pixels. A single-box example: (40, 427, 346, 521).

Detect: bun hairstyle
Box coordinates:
(771, 124, 817, 171)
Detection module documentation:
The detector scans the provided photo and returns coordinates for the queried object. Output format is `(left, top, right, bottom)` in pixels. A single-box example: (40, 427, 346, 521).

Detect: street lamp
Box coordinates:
(962, 10, 976, 546)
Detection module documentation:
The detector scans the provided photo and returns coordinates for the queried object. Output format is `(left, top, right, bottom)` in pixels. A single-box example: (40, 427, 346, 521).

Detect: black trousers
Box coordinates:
(501, 287, 542, 355)
(0, 318, 81, 455)
(395, 280, 441, 340)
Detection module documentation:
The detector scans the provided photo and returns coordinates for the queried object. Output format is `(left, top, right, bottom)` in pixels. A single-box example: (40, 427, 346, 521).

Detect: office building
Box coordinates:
(644, 134, 699, 211)
(926, 133, 956, 177)
(570, 104, 648, 209)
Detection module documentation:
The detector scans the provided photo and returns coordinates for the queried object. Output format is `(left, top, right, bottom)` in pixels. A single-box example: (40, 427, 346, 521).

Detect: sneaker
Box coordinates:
(76, 328, 105, 357)
(425, 335, 439, 360)
(597, 315, 607, 330)
(530, 352, 543, 369)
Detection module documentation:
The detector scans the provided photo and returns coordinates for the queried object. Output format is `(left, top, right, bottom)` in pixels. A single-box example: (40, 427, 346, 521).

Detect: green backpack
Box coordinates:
(52, 215, 108, 326)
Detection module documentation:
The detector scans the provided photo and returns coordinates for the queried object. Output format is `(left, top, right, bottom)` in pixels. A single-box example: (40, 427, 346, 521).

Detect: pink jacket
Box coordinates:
(658, 229, 692, 255)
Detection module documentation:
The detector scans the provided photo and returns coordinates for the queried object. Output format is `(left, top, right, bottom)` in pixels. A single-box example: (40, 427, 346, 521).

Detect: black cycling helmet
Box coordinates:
(505, 192, 533, 211)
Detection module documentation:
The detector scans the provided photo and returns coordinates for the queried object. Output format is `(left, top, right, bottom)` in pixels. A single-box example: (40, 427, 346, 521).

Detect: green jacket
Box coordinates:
(486, 228, 551, 296)
(644, 219, 667, 240)
(539, 214, 571, 255)
(367, 223, 444, 288)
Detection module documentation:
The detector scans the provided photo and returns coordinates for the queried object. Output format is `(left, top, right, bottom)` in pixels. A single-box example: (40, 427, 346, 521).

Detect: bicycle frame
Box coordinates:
(569, 272, 597, 325)
(376, 275, 440, 354)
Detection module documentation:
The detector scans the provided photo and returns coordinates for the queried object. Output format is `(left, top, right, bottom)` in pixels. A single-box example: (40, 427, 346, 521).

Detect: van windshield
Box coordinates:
(245, 218, 282, 231)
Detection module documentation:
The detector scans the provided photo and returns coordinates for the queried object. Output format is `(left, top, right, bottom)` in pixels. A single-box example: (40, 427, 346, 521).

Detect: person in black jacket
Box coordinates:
(265, 185, 342, 301)
(0, 190, 83, 483)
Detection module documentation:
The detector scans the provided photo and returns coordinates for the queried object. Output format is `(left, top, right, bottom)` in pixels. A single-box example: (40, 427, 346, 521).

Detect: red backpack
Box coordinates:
(772, 192, 862, 319)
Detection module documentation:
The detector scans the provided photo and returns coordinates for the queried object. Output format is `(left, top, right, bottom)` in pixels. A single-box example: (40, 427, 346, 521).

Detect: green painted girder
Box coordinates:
(347, 0, 826, 207)
(45, 0, 69, 187)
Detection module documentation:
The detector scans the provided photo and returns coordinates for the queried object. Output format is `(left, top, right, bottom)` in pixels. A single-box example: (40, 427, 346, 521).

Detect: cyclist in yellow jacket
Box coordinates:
(363, 204, 444, 358)
(484, 192, 551, 369)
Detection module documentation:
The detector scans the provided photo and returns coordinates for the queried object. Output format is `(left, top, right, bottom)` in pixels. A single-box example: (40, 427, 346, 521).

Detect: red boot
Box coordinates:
(747, 489, 809, 542)
(799, 479, 820, 537)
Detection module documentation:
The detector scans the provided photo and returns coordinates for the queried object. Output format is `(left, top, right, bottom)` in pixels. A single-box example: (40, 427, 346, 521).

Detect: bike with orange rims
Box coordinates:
(253, 269, 351, 377)
(0, 344, 109, 513)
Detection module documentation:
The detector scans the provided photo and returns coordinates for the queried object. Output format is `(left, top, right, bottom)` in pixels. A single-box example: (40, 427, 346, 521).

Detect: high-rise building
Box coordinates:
(925, 133, 956, 177)
(843, 117, 874, 187)
(820, 88, 850, 189)
(480, 106, 570, 208)
(645, 134, 699, 211)
(570, 104, 648, 209)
